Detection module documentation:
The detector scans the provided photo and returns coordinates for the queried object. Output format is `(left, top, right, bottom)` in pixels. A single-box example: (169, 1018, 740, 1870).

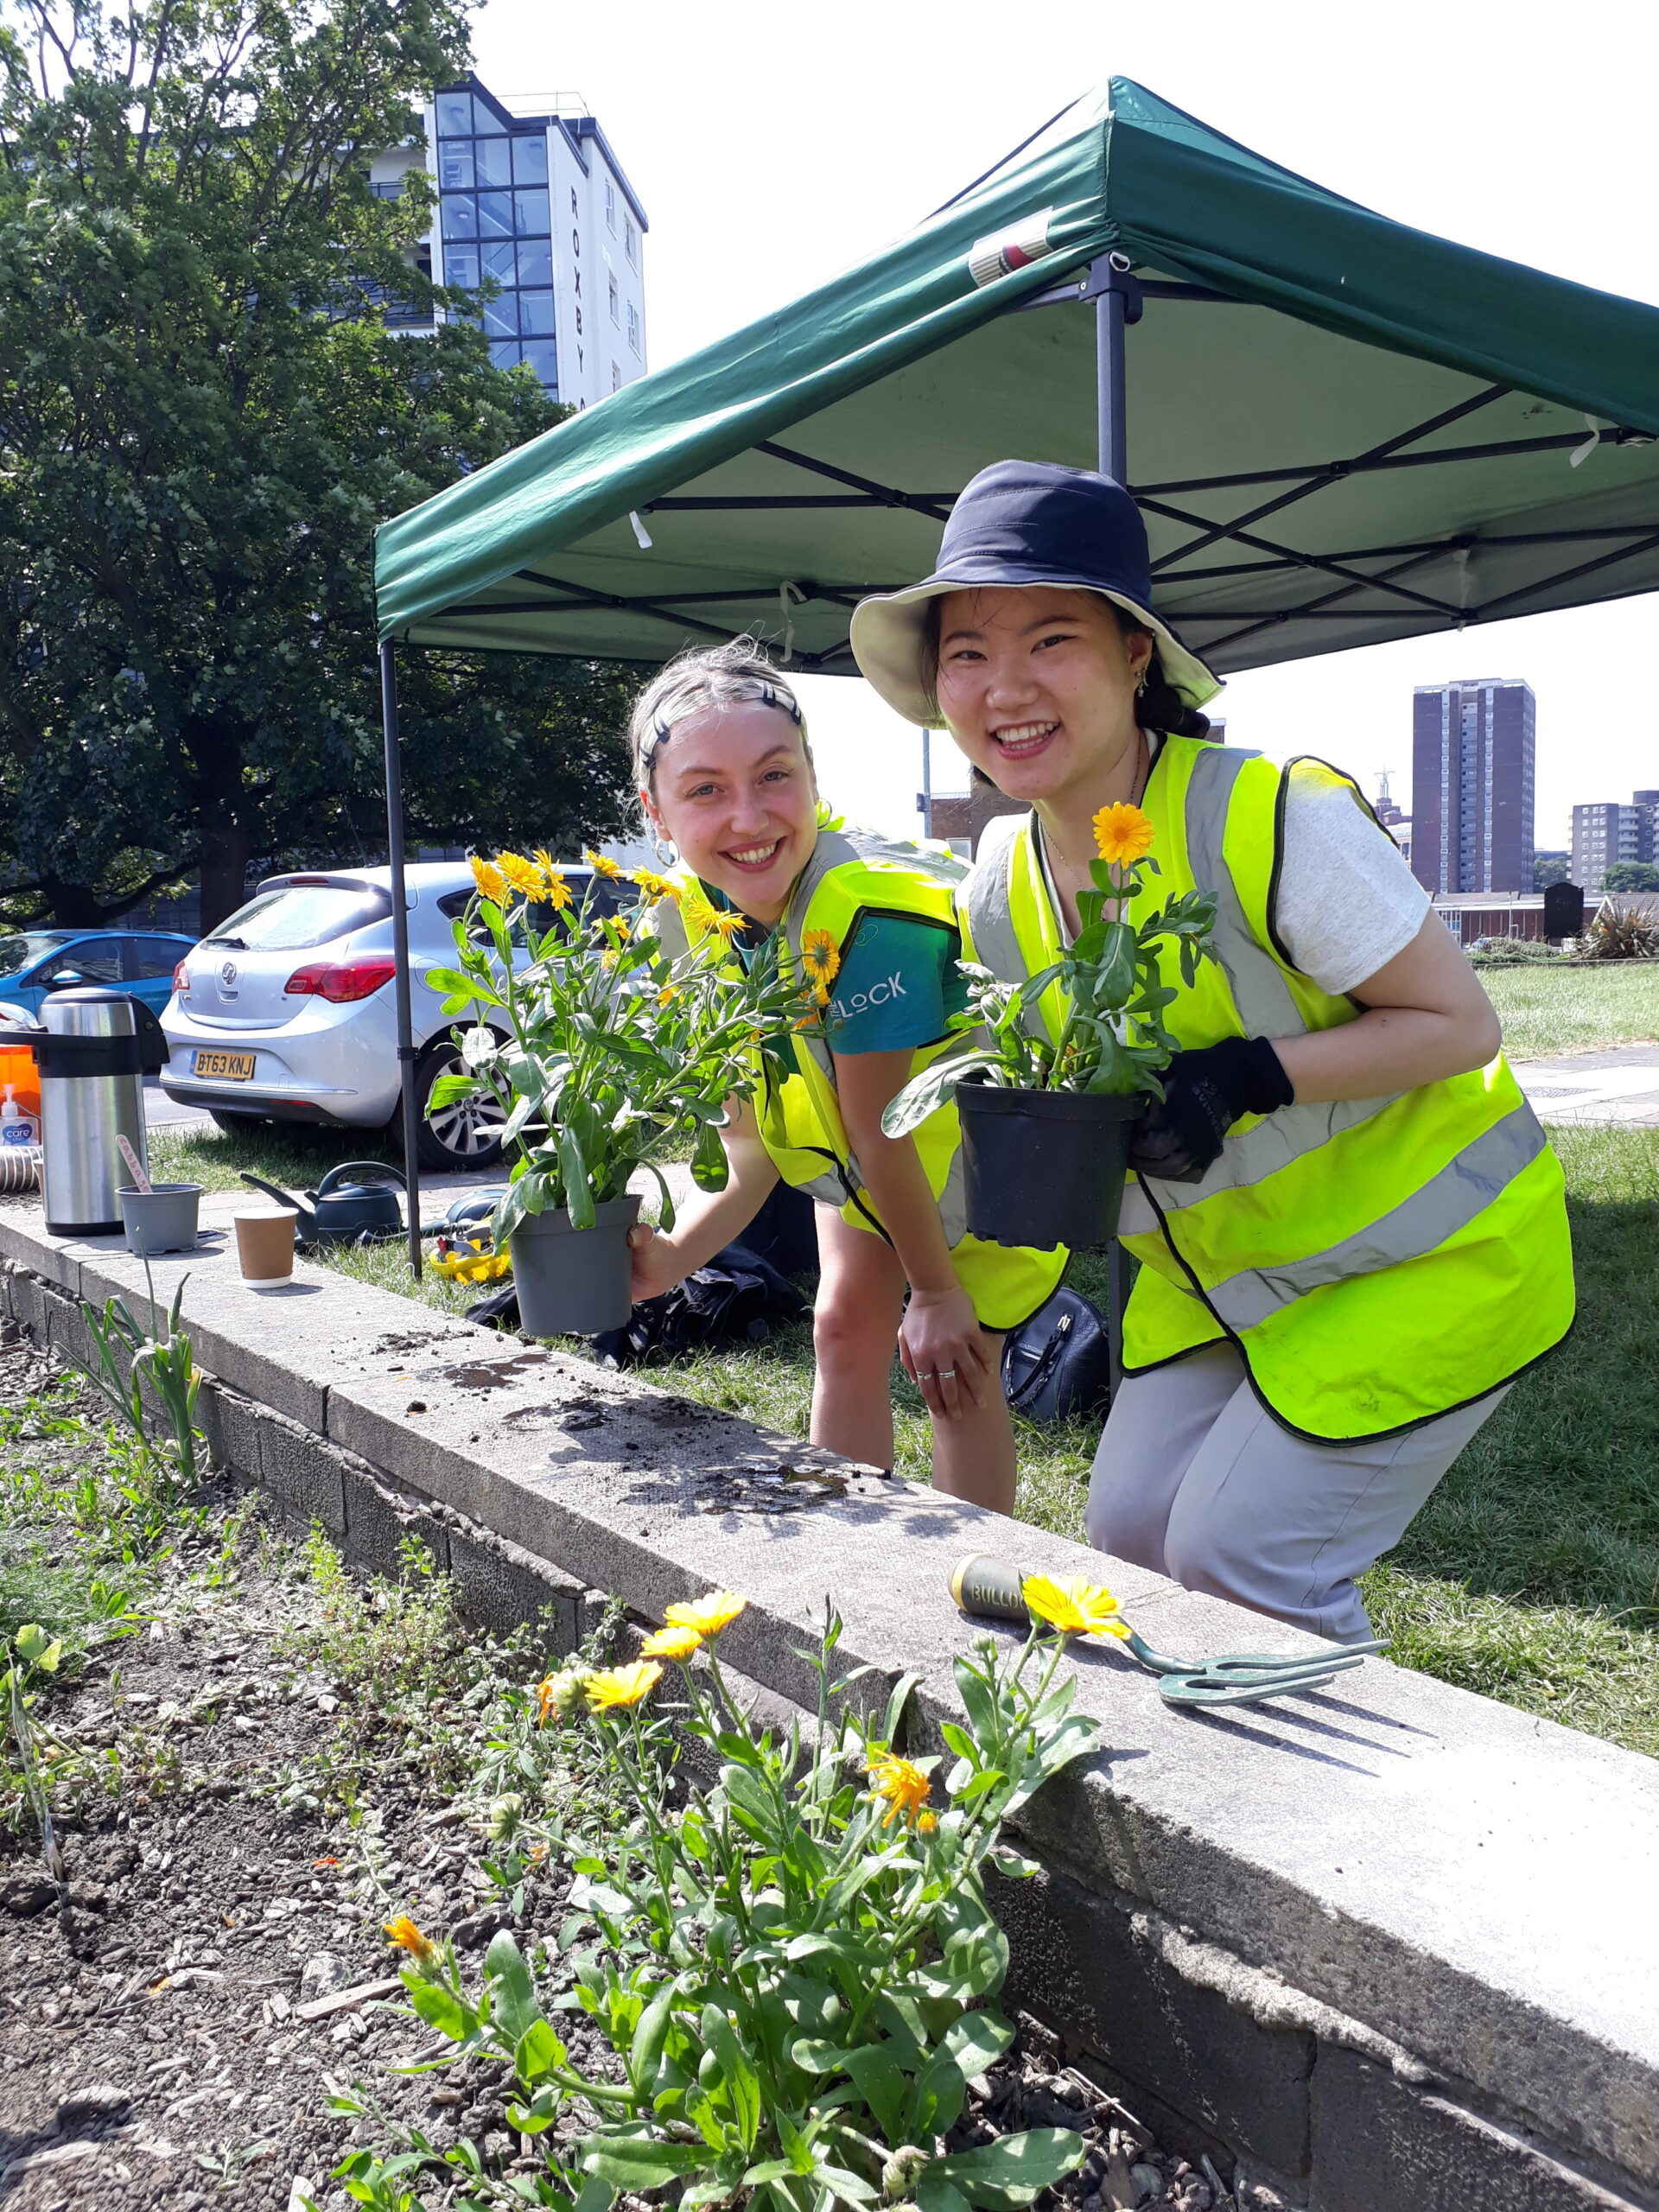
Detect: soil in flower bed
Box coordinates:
(0, 1318, 1235, 2212)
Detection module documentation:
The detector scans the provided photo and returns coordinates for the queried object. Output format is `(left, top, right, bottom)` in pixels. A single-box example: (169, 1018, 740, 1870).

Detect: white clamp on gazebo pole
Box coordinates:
(379, 640, 425, 1280)
(1085, 251, 1144, 1390)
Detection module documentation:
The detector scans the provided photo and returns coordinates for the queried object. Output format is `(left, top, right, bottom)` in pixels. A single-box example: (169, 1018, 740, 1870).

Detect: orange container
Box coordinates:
(0, 1042, 41, 1122)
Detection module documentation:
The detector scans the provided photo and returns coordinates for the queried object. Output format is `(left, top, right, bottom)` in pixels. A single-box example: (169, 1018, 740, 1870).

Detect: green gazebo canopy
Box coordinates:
(373, 77, 1659, 679)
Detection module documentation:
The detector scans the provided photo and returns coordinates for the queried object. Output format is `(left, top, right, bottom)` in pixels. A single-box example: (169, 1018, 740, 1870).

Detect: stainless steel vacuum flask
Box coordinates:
(36, 988, 166, 1235)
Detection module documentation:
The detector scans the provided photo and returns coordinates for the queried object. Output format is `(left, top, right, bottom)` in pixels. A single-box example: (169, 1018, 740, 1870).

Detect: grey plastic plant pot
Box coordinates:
(957, 1084, 1140, 1251)
(509, 1193, 643, 1337)
(117, 1182, 204, 1256)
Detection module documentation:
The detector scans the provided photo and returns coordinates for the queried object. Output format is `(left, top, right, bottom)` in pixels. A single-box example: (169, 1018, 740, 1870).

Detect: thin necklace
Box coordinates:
(1040, 726, 1151, 893)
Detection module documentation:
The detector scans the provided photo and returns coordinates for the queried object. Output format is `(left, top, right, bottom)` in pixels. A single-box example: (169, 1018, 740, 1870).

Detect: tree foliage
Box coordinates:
(1600, 861, 1659, 894)
(0, 0, 637, 930)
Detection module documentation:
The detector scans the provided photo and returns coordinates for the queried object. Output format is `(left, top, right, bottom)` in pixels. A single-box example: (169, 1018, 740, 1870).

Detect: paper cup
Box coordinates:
(233, 1207, 298, 1287)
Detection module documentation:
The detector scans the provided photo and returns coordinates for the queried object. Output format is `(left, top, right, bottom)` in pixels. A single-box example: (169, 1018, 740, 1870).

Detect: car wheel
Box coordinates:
(207, 1109, 274, 1133)
(414, 1040, 508, 1170)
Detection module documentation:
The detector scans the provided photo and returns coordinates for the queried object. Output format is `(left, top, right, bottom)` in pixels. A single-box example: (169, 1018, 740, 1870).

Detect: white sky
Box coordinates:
(473, 0, 1659, 849)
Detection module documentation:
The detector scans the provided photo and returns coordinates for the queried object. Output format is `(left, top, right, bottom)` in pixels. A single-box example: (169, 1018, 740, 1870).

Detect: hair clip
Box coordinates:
(759, 682, 804, 725)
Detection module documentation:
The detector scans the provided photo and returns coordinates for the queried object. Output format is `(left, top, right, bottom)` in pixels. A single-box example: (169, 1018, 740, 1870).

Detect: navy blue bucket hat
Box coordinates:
(849, 460, 1222, 728)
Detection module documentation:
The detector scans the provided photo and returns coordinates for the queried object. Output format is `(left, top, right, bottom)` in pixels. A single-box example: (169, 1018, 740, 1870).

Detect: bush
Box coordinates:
(1582, 908, 1659, 962)
(1468, 938, 1564, 967)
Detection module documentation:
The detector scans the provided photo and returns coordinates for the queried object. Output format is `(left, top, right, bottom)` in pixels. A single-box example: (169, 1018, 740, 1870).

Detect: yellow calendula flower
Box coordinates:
(583, 849, 624, 879)
(494, 850, 544, 899)
(657, 983, 678, 1006)
(582, 1659, 663, 1712)
(631, 868, 679, 904)
(801, 928, 839, 980)
(470, 855, 508, 906)
(385, 1915, 437, 1965)
(868, 1753, 931, 1829)
(1021, 1571, 1131, 1639)
(1091, 802, 1155, 868)
(917, 1808, 939, 1835)
(640, 1623, 703, 1662)
(706, 908, 748, 944)
(664, 1590, 747, 1638)
(600, 949, 620, 973)
(542, 873, 573, 912)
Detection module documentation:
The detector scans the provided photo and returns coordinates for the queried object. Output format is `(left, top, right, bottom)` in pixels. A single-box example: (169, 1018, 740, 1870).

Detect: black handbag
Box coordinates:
(1000, 1288, 1114, 1426)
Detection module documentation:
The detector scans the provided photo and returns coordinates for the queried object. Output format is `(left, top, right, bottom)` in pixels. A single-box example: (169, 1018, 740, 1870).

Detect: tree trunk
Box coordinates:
(35, 871, 113, 928)
(198, 825, 254, 935)
(192, 718, 254, 933)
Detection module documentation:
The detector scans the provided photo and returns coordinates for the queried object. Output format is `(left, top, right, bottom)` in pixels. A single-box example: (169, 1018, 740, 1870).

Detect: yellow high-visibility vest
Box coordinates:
(958, 739, 1574, 1440)
(657, 824, 1065, 1332)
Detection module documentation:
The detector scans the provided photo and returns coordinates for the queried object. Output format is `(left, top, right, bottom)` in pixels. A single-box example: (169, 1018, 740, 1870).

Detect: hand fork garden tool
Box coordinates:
(1121, 1628, 1389, 1709)
(951, 1554, 1385, 1710)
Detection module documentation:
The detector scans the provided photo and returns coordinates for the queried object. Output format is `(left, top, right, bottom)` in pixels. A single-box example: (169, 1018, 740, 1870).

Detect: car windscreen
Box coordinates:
(200, 882, 392, 954)
(0, 933, 69, 980)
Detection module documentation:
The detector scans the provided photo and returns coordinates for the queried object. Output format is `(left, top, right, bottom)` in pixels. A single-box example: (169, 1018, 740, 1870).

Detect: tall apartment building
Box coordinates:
(1571, 791, 1659, 893)
(1409, 679, 1535, 895)
(369, 73, 647, 409)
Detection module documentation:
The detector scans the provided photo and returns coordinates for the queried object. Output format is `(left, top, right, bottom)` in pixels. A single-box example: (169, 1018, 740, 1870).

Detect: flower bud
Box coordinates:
(881, 2148, 929, 2202)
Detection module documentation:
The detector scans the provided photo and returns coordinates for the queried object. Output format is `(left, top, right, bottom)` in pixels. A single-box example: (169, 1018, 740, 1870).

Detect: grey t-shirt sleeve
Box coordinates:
(1273, 770, 1430, 996)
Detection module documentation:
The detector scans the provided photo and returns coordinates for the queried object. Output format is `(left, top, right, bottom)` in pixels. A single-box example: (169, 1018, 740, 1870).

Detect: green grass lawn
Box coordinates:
(1484, 959, 1659, 1060)
(324, 1125, 1659, 1758)
(148, 1116, 403, 1194)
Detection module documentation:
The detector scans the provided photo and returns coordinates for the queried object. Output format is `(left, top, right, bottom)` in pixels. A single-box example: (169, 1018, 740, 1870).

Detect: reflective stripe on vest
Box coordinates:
(957, 737, 1574, 1439)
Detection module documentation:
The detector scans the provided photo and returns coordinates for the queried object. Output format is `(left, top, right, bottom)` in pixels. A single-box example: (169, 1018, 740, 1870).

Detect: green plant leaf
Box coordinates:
(880, 1052, 997, 1138)
(928, 2128, 1087, 2206)
(581, 2134, 709, 2187)
(917, 2177, 975, 2212)
(690, 1117, 729, 1192)
(485, 1931, 542, 2044)
(516, 2016, 570, 2088)
(405, 1977, 473, 2041)
(701, 2003, 762, 2152)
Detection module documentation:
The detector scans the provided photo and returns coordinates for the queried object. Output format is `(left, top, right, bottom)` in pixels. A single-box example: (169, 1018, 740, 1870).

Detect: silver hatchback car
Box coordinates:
(160, 863, 621, 1169)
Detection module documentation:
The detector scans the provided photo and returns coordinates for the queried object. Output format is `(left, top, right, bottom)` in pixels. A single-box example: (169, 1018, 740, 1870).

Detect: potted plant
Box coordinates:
(881, 804, 1216, 1250)
(426, 851, 810, 1336)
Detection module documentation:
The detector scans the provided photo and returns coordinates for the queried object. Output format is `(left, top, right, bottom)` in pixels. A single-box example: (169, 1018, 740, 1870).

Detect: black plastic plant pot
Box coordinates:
(957, 1083, 1140, 1251)
(509, 1193, 643, 1336)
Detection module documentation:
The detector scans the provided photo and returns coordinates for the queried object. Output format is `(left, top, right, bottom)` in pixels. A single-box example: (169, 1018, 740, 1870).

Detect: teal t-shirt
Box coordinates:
(820, 910, 968, 1054)
(696, 884, 966, 1057)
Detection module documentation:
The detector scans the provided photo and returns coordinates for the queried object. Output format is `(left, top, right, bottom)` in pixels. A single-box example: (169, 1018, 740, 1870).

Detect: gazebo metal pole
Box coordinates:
(380, 639, 424, 1280)
(1091, 251, 1141, 1390)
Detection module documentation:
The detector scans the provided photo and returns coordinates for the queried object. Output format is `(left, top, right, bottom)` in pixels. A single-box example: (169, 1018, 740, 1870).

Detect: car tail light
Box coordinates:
(283, 957, 397, 1003)
(172, 963, 190, 995)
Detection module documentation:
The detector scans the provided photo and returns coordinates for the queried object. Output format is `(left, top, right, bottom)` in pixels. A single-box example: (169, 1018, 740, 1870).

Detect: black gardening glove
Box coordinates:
(1128, 1036, 1294, 1185)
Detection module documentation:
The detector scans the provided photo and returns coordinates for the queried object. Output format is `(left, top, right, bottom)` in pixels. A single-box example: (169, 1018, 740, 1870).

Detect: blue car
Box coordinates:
(0, 929, 198, 1020)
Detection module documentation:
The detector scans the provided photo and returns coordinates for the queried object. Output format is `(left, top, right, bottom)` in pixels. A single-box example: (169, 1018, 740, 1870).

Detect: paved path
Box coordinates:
(1510, 1042, 1659, 1128)
(143, 1075, 215, 1131)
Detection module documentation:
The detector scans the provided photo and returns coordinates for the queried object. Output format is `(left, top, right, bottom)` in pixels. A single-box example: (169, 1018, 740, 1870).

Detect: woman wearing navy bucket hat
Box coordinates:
(850, 461, 1574, 1643)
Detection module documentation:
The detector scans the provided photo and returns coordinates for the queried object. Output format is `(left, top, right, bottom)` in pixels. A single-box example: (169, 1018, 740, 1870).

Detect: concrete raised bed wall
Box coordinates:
(2, 1193, 1656, 2212)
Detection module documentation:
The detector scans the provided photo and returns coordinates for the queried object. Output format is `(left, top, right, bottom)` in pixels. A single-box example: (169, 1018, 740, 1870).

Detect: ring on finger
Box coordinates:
(937, 1368, 957, 1380)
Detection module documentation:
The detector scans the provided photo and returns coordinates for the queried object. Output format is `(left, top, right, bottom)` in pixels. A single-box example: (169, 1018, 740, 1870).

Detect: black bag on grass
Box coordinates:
(1000, 1287, 1114, 1426)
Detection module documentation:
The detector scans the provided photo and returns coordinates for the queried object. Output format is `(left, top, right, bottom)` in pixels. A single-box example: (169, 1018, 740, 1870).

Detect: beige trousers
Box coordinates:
(1086, 1342, 1509, 1643)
